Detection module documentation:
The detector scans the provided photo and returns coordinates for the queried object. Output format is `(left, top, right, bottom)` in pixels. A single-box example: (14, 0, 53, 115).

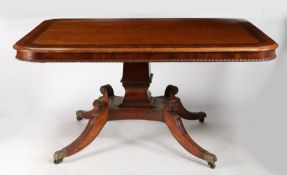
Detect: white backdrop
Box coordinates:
(0, 0, 286, 175)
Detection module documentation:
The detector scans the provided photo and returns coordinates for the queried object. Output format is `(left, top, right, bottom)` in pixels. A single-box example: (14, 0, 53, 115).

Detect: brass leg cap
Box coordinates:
(203, 151, 217, 169)
(198, 112, 206, 123)
(199, 117, 205, 123)
(203, 151, 217, 163)
(54, 150, 67, 164)
(76, 111, 83, 121)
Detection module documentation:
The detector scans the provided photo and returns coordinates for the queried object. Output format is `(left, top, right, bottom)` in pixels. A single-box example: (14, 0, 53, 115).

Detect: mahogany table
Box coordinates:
(14, 19, 278, 168)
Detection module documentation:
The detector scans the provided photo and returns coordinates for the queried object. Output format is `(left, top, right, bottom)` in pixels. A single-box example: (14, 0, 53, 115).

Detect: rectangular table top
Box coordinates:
(14, 18, 278, 62)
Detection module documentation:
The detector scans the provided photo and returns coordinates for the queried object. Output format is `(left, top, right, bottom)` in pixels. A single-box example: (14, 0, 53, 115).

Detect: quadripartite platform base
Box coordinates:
(53, 63, 217, 168)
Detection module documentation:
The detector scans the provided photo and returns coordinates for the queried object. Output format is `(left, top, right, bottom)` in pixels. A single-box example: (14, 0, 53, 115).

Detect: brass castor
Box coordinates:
(76, 116, 83, 121)
(199, 117, 205, 123)
(198, 112, 206, 123)
(76, 111, 83, 121)
(204, 151, 217, 169)
(53, 150, 66, 164)
(54, 159, 63, 164)
(208, 162, 216, 169)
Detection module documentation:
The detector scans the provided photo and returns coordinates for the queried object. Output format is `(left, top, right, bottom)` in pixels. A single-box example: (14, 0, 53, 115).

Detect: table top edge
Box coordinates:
(14, 18, 279, 62)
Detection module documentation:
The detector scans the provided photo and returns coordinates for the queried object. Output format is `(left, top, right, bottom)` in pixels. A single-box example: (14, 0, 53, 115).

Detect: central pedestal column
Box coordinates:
(120, 62, 153, 108)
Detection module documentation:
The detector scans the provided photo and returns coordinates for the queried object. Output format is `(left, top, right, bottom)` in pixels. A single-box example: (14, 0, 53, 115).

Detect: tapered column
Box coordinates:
(120, 62, 153, 108)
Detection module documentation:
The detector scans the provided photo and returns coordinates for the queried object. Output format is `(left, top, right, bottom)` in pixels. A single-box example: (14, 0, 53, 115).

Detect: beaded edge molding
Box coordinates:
(17, 57, 275, 63)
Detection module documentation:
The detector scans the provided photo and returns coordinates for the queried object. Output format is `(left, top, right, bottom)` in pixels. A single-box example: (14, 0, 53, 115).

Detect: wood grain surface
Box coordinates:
(14, 18, 278, 62)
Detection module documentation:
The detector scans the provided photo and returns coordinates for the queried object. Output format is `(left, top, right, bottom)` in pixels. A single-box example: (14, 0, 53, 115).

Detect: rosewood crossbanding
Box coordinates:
(14, 19, 278, 169)
(14, 19, 277, 62)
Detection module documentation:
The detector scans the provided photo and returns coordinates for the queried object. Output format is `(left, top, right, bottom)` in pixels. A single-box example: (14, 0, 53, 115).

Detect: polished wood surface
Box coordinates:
(53, 64, 217, 168)
(55, 84, 217, 168)
(120, 62, 153, 108)
(15, 19, 278, 168)
(14, 18, 278, 62)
